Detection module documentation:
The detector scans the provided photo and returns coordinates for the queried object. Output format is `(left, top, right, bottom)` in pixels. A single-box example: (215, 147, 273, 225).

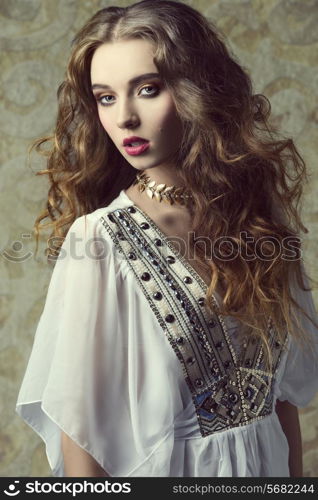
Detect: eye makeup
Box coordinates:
(94, 83, 161, 106)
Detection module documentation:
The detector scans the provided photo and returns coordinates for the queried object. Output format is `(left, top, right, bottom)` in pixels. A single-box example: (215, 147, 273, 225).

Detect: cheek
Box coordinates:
(155, 100, 181, 132)
(97, 109, 112, 134)
(156, 107, 183, 142)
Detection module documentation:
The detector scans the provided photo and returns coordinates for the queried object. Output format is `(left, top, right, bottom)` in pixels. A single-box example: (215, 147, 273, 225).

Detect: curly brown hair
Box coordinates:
(30, 0, 318, 370)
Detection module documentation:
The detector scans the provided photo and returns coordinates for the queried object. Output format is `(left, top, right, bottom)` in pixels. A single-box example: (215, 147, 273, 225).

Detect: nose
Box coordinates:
(116, 98, 140, 129)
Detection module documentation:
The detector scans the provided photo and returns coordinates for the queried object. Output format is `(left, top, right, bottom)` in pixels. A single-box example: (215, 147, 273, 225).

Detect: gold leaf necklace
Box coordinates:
(133, 172, 194, 207)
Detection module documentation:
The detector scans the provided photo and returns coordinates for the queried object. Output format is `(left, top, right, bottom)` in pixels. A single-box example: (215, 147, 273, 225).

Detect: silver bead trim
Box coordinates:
(101, 205, 289, 437)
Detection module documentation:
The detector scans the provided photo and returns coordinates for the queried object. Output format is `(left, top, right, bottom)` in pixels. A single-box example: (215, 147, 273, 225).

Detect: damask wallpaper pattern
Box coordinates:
(0, 0, 317, 477)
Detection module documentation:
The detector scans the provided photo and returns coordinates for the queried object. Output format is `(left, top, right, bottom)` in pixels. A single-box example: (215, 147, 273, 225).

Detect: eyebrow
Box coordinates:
(91, 72, 161, 91)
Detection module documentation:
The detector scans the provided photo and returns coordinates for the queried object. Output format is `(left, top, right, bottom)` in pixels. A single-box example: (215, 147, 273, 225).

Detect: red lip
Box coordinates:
(124, 142, 150, 156)
(123, 136, 148, 146)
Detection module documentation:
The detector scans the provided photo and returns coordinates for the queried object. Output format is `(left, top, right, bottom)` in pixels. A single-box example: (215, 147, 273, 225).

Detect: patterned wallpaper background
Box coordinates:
(0, 0, 317, 477)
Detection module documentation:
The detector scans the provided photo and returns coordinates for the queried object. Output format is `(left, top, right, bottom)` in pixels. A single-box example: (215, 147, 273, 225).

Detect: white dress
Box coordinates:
(16, 189, 318, 477)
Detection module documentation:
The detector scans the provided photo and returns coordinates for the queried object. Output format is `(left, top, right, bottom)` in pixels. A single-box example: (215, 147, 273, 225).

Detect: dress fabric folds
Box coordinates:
(16, 190, 318, 477)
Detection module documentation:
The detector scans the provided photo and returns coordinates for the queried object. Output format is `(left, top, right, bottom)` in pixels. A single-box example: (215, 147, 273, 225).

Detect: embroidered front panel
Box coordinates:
(101, 205, 288, 437)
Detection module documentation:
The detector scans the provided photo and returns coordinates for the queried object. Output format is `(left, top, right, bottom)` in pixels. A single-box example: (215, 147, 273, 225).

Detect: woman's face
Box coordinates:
(90, 39, 183, 171)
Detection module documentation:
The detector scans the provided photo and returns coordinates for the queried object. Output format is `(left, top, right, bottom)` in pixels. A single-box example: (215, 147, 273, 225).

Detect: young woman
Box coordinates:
(16, 0, 318, 477)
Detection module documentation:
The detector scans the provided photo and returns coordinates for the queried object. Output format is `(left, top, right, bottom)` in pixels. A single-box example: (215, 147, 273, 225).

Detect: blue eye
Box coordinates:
(95, 84, 159, 107)
(97, 95, 115, 106)
(140, 85, 159, 96)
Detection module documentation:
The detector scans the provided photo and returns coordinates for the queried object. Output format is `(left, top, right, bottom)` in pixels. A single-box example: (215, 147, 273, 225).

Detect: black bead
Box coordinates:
(183, 276, 193, 284)
(107, 213, 115, 223)
(141, 272, 151, 281)
(198, 297, 205, 306)
(244, 387, 253, 399)
(154, 238, 162, 246)
(227, 409, 236, 418)
(176, 337, 184, 344)
(187, 356, 195, 365)
(211, 368, 219, 376)
(195, 378, 203, 387)
(208, 319, 216, 328)
(175, 291, 181, 299)
(140, 222, 150, 230)
(166, 255, 176, 264)
(165, 314, 175, 323)
(224, 360, 231, 368)
(210, 400, 218, 410)
(128, 252, 137, 260)
(245, 359, 251, 367)
(153, 291, 162, 300)
(128, 229, 135, 235)
(115, 210, 124, 219)
(127, 206, 136, 213)
(216, 341, 224, 349)
(151, 259, 158, 266)
(229, 392, 239, 404)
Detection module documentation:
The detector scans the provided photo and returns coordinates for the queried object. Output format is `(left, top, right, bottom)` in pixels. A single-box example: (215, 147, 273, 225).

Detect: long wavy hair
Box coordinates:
(30, 0, 318, 370)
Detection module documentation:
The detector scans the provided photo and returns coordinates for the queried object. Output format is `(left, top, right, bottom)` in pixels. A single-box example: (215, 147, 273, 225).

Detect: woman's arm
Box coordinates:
(275, 399, 303, 477)
(61, 431, 109, 477)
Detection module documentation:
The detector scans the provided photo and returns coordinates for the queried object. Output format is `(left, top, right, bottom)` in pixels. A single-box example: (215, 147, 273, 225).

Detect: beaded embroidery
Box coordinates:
(100, 205, 288, 437)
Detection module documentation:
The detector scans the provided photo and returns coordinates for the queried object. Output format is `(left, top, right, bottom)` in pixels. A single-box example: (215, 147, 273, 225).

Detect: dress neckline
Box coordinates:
(118, 189, 223, 303)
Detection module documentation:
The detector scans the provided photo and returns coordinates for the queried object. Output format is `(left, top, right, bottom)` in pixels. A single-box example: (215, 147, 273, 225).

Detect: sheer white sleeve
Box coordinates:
(16, 212, 179, 477)
(16, 214, 127, 475)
